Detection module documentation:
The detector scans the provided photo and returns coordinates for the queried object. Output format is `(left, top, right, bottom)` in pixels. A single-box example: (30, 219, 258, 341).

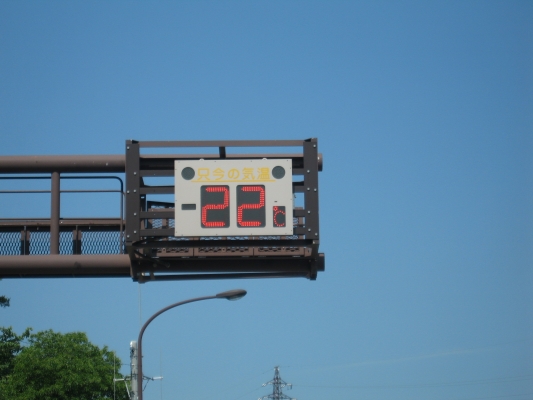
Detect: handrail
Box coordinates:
(0, 175, 125, 253)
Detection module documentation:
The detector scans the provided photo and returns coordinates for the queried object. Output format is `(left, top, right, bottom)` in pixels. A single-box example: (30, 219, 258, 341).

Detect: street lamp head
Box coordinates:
(215, 289, 247, 301)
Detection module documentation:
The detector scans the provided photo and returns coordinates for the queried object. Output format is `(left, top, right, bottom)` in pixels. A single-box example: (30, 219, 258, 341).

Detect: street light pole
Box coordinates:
(135, 289, 247, 400)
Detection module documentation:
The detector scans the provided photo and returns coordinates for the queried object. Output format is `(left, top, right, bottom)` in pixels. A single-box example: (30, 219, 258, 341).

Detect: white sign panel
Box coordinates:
(174, 159, 293, 236)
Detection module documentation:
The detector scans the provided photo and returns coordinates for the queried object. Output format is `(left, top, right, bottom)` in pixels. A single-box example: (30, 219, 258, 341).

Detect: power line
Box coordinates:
(297, 374, 533, 389)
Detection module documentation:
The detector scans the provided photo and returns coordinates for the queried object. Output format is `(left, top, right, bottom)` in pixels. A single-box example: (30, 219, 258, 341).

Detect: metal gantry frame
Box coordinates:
(0, 139, 324, 282)
(124, 139, 323, 282)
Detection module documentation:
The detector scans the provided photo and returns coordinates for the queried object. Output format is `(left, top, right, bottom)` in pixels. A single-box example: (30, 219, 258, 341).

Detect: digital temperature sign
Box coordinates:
(174, 159, 293, 236)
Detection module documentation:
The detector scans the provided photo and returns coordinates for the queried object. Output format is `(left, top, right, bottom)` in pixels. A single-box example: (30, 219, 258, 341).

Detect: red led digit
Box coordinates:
(201, 186, 230, 228)
(237, 185, 265, 227)
(273, 206, 286, 227)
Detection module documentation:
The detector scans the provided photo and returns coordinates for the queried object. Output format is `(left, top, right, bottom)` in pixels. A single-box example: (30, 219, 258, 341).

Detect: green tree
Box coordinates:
(0, 330, 129, 400)
(0, 293, 33, 388)
(0, 326, 32, 381)
(0, 296, 9, 308)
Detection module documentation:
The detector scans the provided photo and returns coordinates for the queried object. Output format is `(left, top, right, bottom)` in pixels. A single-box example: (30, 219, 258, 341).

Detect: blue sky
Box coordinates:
(1, 1, 532, 400)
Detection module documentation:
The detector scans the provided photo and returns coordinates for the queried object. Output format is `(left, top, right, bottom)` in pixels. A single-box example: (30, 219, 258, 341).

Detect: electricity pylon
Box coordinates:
(258, 366, 296, 400)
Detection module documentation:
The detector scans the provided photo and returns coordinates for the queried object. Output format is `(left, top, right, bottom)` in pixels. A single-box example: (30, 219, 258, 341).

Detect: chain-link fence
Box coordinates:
(0, 228, 124, 256)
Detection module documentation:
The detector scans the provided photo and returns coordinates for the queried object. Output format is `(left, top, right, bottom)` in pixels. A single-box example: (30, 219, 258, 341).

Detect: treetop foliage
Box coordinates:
(0, 296, 9, 308)
(0, 326, 32, 381)
(0, 329, 129, 400)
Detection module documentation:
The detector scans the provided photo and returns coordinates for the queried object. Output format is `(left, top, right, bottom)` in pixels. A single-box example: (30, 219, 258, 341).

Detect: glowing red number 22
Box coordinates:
(201, 186, 229, 227)
(237, 186, 265, 227)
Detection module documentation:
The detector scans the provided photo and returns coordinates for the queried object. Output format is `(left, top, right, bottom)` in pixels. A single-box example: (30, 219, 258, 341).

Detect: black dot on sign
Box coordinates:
(272, 166, 285, 179)
(181, 167, 195, 180)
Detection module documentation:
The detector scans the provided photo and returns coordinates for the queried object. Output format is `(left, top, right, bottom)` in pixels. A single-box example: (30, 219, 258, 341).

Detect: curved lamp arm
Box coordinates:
(136, 289, 246, 400)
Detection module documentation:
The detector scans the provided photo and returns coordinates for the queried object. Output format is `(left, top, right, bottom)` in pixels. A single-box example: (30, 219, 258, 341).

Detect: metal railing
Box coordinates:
(0, 175, 125, 255)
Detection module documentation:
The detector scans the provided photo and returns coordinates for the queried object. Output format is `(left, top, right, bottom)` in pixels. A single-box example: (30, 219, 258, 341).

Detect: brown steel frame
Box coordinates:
(124, 139, 323, 282)
(0, 139, 324, 282)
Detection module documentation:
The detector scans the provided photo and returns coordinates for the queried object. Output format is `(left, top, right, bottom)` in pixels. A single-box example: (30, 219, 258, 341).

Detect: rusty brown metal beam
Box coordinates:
(0, 218, 123, 229)
(138, 139, 304, 147)
(0, 155, 125, 173)
(131, 253, 324, 282)
(0, 253, 324, 280)
(0, 255, 131, 278)
(0, 153, 322, 174)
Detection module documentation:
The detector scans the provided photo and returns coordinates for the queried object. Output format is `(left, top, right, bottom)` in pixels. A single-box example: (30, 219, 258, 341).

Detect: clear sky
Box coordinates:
(1, 1, 532, 400)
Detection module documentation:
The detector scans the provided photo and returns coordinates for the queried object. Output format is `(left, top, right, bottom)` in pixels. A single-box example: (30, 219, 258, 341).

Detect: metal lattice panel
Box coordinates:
(148, 218, 163, 229)
(145, 203, 175, 230)
(59, 231, 71, 255)
(81, 231, 123, 255)
(148, 218, 175, 229)
(0, 232, 20, 255)
(28, 231, 51, 255)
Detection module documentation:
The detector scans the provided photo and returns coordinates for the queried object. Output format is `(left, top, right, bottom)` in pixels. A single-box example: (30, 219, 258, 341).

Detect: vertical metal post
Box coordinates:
(130, 341, 138, 400)
(72, 228, 82, 255)
(50, 171, 60, 254)
(303, 138, 320, 280)
(303, 139, 320, 240)
(20, 228, 30, 255)
(125, 141, 141, 246)
(120, 191, 124, 254)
